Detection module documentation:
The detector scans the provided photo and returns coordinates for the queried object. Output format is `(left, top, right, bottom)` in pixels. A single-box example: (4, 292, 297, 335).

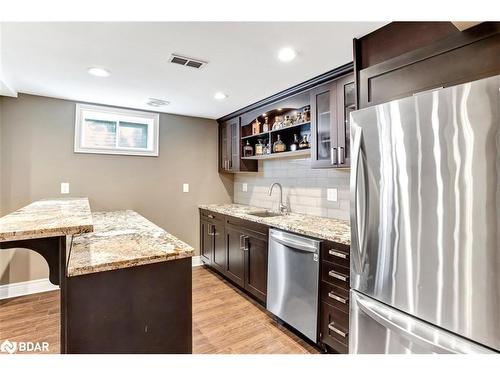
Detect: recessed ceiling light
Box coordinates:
(147, 98, 170, 107)
(214, 92, 228, 100)
(87, 67, 110, 77)
(278, 47, 297, 63)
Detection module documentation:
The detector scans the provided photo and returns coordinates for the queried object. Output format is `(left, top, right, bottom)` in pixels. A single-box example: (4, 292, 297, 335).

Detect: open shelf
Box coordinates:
(241, 132, 270, 140)
(269, 121, 310, 134)
(241, 121, 311, 140)
(241, 149, 310, 160)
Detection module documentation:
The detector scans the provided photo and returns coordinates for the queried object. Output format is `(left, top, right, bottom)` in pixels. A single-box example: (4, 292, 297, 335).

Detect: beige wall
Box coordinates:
(0, 94, 233, 285)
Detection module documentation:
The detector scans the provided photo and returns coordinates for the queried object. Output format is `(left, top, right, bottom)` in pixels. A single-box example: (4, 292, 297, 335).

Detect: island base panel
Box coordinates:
(65, 257, 192, 354)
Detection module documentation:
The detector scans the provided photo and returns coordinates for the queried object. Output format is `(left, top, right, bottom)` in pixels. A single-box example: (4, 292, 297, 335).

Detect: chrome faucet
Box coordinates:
(269, 182, 288, 214)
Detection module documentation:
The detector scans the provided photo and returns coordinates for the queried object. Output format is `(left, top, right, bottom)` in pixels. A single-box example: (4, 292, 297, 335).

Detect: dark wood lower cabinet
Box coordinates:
(318, 240, 351, 354)
(65, 258, 192, 354)
(199, 209, 269, 305)
(243, 230, 268, 304)
(225, 224, 245, 287)
(200, 219, 212, 265)
(200, 209, 351, 353)
(320, 302, 349, 354)
(211, 220, 226, 275)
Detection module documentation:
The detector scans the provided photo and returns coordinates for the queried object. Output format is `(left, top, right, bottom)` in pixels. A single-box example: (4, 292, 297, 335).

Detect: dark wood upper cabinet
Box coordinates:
(310, 73, 354, 169)
(354, 22, 500, 108)
(219, 117, 257, 173)
(336, 75, 355, 168)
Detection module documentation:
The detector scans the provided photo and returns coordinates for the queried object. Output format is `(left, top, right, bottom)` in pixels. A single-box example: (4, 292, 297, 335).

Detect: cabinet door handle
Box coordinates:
(243, 236, 249, 251)
(330, 147, 337, 165)
(209, 225, 217, 236)
(328, 323, 348, 338)
(338, 147, 345, 164)
(228, 160, 232, 169)
(329, 270, 349, 282)
(328, 292, 348, 304)
(239, 235, 245, 250)
(329, 249, 347, 259)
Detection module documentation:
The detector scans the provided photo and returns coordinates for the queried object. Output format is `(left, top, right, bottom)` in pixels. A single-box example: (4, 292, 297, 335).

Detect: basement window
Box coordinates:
(74, 103, 159, 157)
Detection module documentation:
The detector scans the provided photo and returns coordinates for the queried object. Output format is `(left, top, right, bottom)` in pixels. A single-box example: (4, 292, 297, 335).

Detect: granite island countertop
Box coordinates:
(199, 203, 351, 245)
(67, 210, 194, 277)
(0, 198, 94, 241)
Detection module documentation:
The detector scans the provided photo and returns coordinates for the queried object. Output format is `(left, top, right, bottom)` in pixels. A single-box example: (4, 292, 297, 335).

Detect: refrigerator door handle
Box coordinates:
(356, 293, 463, 354)
(350, 124, 365, 274)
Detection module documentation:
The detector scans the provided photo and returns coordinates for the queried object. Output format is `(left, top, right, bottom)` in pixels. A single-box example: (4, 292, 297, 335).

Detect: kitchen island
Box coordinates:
(65, 210, 194, 354)
(0, 199, 194, 354)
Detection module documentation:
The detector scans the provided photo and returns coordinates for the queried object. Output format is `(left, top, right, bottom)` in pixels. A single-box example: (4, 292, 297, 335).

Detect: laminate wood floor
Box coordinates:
(0, 266, 319, 354)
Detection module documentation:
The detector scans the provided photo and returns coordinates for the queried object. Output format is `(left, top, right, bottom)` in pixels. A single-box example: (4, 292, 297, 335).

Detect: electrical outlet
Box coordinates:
(60, 182, 70, 194)
(183, 183, 189, 193)
(242, 183, 248, 192)
(327, 188, 338, 202)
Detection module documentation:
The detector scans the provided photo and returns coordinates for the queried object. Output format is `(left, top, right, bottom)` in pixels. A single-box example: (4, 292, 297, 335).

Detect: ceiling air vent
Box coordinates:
(169, 54, 207, 69)
(147, 98, 170, 107)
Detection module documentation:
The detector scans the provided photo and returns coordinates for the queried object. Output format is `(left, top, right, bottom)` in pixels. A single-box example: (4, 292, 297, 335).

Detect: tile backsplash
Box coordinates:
(233, 158, 350, 220)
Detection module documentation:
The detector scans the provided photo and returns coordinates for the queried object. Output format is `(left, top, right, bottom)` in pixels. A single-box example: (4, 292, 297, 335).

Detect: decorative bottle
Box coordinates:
(262, 117, 270, 132)
(299, 134, 310, 149)
(273, 135, 286, 153)
(243, 140, 254, 157)
(290, 134, 299, 152)
(255, 139, 264, 155)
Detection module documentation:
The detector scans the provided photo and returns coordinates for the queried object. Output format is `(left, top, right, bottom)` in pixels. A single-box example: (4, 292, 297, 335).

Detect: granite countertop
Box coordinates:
(0, 198, 94, 241)
(199, 203, 351, 245)
(67, 210, 194, 277)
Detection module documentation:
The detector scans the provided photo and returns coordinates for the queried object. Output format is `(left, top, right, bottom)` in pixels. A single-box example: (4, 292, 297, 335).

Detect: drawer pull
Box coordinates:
(328, 292, 348, 304)
(329, 270, 349, 282)
(328, 323, 348, 338)
(329, 249, 347, 259)
(207, 214, 215, 219)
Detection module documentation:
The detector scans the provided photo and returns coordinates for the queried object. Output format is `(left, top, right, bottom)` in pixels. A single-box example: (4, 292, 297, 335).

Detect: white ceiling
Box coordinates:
(1, 22, 386, 119)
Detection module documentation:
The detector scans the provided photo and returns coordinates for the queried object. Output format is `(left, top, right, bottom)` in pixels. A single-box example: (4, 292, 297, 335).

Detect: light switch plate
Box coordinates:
(242, 183, 248, 192)
(61, 182, 70, 194)
(327, 188, 338, 202)
(183, 183, 189, 193)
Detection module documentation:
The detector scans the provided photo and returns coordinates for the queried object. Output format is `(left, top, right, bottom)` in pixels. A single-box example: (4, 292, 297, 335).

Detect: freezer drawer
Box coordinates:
(349, 291, 494, 354)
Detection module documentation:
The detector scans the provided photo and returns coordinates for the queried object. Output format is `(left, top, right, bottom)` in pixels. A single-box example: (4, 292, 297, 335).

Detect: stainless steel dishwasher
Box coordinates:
(266, 228, 320, 342)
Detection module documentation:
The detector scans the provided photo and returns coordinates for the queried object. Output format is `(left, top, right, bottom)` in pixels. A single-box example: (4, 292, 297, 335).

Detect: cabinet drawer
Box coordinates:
(322, 241, 350, 268)
(320, 282, 349, 313)
(321, 261, 349, 289)
(320, 302, 349, 353)
(199, 209, 224, 222)
(225, 216, 268, 236)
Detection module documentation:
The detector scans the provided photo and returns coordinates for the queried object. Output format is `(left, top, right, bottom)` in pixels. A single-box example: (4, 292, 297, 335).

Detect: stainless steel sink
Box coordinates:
(248, 210, 283, 218)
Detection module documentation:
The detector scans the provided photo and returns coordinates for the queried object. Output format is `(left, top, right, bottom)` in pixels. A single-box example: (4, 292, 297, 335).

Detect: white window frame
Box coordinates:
(74, 103, 160, 157)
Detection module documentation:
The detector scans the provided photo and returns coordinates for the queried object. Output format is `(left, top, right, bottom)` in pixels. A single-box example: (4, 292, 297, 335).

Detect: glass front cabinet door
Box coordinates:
(310, 73, 354, 169)
(219, 117, 239, 172)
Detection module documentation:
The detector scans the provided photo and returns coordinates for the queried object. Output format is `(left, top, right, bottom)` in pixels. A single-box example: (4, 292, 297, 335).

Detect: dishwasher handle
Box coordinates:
(270, 233, 318, 253)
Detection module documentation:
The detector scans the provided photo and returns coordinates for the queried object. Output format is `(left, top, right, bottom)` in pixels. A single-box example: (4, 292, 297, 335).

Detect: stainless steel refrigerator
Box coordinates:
(349, 74, 500, 354)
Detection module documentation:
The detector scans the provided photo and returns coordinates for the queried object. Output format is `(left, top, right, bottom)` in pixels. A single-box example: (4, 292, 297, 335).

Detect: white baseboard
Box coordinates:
(0, 278, 59, 300)
(1, 256, 204, 300)
(192, 255, 203, 267)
